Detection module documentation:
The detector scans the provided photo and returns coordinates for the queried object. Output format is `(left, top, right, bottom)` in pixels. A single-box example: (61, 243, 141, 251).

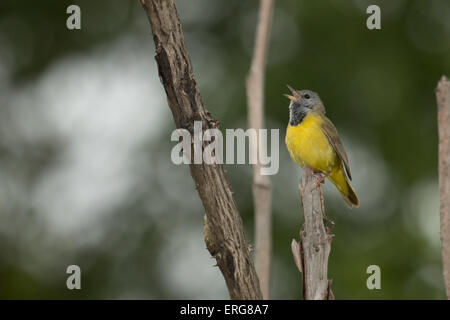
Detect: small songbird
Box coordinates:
(284, 85, 359, 208)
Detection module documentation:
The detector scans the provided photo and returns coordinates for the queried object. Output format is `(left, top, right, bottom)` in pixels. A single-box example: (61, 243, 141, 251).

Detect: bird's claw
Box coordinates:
(312, 174, 326, 190)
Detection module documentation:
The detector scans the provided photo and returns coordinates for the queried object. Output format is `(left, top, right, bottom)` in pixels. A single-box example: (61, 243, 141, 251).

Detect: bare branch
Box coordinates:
(436, 75, 450, 299)
(245, 0, 274, 300)
(141, 0, 262, 300)
(292, 168, 334, 300)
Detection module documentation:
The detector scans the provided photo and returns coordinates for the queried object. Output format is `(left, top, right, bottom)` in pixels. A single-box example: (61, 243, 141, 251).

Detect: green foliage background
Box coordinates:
(0, 0, 448, 299)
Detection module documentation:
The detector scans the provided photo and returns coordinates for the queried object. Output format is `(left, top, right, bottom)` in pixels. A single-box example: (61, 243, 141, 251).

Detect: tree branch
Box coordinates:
(436, 75, 450, 299)
(291, 168, 334, 300)
(140, 0, 262, 299)
(245, 0, 274, 299)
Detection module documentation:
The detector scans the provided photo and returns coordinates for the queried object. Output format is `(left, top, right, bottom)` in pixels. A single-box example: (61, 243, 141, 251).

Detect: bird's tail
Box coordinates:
(328, 167, 359, 208)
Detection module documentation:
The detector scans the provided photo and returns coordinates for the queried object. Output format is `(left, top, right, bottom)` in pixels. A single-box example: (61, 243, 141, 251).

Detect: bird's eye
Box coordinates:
(304, 94, 310, 99)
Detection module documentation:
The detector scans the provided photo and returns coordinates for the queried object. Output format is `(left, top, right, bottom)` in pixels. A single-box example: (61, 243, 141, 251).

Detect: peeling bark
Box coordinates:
(436, 75, 450, 299)
(141, 0, 262, 300)
(246, 0, 274, 299)
(291, 168, 334, 300)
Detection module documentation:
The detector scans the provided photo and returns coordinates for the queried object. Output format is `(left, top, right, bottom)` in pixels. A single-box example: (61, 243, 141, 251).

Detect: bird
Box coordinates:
(284, 85, 359, 208)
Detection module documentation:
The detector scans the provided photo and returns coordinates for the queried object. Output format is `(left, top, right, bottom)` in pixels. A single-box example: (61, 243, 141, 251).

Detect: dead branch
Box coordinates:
(436, 75, 450, 299)
(245, 0, 274, 299)
(140, 0, 262, 299)
(291, 168, 334, 300)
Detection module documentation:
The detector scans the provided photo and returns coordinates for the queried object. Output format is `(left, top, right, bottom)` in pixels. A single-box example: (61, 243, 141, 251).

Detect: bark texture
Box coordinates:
(436, 75, 450, 299)
(291, 168, 334, 300)
(141, 0, 262, 300)
(246, 0, 274, 299)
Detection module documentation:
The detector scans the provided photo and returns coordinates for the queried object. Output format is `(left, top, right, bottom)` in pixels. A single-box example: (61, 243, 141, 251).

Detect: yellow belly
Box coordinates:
(285, 113, 336, 173)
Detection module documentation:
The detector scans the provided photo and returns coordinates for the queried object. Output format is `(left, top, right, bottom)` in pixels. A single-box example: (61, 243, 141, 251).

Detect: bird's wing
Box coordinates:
(321, 116, 352, 180)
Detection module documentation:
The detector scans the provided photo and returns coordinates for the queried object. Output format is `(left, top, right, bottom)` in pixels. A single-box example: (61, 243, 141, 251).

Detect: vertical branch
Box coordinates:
(291, 169, 334, 300)
(436, 76, 450, 299)
(245, 0, 274, 299)
(140, 0, 262, 299)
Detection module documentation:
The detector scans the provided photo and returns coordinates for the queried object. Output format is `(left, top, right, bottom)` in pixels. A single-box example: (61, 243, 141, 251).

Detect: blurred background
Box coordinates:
(0, 0, 448, 299)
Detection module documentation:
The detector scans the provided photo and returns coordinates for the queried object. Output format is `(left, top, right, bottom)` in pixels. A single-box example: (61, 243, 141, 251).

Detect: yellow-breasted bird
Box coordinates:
(284, 85, 359, 208)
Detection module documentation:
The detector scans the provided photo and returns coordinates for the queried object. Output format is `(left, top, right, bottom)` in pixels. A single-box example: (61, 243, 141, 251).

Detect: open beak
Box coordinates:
(283, 84, 300, 102)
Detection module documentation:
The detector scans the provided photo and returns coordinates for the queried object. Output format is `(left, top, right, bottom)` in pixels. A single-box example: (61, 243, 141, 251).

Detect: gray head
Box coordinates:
(284, 85, 325, 126)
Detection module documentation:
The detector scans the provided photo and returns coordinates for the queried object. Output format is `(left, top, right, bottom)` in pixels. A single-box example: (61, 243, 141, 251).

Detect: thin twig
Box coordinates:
(245, 0, 274, 300)
(141, 0, 262, 300)
(436, 75, 450, 299)
(291, 168, 334, 300)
